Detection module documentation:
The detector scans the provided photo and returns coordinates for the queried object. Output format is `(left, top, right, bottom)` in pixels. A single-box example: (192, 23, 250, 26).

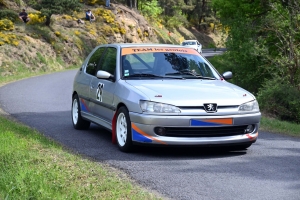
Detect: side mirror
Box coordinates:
(96, 70, 115, 81)
(222, 71, 233, 80)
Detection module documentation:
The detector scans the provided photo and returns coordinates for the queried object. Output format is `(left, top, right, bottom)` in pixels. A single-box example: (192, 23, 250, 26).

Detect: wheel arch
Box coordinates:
(112, 102, 129, 144)
(72, 91, 78, 99)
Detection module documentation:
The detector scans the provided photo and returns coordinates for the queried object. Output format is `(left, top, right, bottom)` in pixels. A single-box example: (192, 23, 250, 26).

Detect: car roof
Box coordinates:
(182, 40, 198, 42)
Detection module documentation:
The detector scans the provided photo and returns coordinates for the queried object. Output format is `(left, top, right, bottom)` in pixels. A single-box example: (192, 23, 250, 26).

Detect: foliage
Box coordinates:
(0, 19, 14, 31)
(0, 9, 18, 22)
(255, 2, 300, 88)
(164, 5, 188, 29)
(32, 0, 81, 25)
(0, 32, 18, 46)
(212, 0, 300, 123)
(27, 12, 46, 24)
(211, 0, 269, 94)
(257, 78, 300, 123)
(93, 8, 115, 23)
(140, 0, 163, 20)
(79, 0, 104, 5)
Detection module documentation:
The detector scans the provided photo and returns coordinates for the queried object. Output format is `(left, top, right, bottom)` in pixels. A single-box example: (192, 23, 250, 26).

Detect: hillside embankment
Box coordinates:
(0, 1, 223, 78)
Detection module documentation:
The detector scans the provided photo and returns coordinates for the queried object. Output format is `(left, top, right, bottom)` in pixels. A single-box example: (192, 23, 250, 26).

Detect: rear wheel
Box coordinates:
(116, 107, 133, 152)
(72, 94, 90, 130)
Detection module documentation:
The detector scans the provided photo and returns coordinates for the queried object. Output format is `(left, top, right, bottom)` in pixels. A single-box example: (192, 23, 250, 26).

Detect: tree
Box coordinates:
(211, 0, 300, 123)
(211, 0, 272, 93)
(139, 0, 163, 20)
(33, 0, 81, 26)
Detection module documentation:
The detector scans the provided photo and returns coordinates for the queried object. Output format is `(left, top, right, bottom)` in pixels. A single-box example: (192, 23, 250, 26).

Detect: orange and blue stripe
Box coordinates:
(191, 118, 233, 126)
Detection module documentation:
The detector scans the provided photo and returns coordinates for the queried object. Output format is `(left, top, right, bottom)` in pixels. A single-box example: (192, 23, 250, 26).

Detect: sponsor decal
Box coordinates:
(122, 47, 198, 56)
(131, 123, 167, 145)
(96, 83, 104, 102)
(191, 118, 233, 126)
(80, 98, 89, 112)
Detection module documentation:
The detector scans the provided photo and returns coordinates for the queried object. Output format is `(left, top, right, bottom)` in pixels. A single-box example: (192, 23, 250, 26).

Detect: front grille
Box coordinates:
(178, 106, 239, 110)
(161, 125, 248, 137)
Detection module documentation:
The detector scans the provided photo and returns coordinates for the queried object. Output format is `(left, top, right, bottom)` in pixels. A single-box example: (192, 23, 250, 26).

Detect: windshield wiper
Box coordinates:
(125, 73, 163, 78)
(165, 71, 216, 80)
(124, 73, 184, 79)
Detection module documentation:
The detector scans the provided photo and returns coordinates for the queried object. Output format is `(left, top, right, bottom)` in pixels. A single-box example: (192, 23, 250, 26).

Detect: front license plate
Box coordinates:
(190, 118, 233, 126)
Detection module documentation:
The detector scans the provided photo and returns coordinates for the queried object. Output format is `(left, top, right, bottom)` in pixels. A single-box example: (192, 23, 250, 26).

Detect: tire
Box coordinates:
(116, 106, 133, 152)
(71, 94, 90, 130)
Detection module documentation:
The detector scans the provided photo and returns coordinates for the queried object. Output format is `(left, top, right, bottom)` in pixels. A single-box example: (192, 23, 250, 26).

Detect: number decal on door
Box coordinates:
(96, 83, 104, 102)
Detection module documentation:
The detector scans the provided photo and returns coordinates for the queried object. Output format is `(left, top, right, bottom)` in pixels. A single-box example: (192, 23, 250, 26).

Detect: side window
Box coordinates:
(86, 47, 105, 76)
(99, 47, 117, 75)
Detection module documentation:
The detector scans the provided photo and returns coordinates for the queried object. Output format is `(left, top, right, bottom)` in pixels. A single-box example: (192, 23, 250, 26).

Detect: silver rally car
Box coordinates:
(71, 44, 261, 152)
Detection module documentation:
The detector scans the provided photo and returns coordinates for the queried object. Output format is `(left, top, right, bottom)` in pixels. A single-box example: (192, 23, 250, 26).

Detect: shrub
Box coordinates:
(27, 12, 46, 24)
(101, 25, 113, 36)
(257, 79, 300, 123)
(93, 8, 115, 23)
(0, 19, 14, 31)
(79, 0, 103, 5)
(0, 9, 18, 22)
(62, 14, 73, 20)
(119, 27, 126, 35)
(54, 31, 61, 36)
(0, 32, 19, 46)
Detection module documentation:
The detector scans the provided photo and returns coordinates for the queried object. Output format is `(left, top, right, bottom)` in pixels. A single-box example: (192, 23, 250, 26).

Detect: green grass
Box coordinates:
(260, 116, 300, 137)
(0, 116, 161, 200)
(0, 64, 78, 87)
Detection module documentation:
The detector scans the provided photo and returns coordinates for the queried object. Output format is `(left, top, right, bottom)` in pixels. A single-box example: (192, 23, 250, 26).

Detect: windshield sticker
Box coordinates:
(96, 83, 104, 102)
(122, 47, 198, 56)
(124, 69, 129, 76)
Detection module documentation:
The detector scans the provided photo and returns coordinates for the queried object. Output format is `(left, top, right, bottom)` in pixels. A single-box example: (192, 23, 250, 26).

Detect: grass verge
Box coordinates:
(0, 116, 161, 199)
(260, 116, 300, 137)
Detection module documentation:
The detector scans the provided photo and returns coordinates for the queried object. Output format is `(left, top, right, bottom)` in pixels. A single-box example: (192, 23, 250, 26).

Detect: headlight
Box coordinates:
(140, 100, 181, 113)
(239, 100, 260, 112)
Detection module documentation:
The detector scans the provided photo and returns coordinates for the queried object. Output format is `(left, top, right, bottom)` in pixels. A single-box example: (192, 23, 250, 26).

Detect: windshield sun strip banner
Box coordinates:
(121, 47, 199, 56)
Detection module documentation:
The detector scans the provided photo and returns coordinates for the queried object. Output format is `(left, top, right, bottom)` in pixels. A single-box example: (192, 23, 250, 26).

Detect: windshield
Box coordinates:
(182, 41, 196, 45)
(121, 47, 220, 79)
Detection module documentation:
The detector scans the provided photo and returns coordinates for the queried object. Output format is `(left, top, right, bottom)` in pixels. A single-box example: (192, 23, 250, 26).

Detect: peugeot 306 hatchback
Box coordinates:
(71, 44, 261, 152)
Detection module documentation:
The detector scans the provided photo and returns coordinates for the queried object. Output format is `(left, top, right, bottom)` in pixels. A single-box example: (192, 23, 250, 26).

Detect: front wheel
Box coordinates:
(116, 106, 133, 152)
(72, 94, 90, 130)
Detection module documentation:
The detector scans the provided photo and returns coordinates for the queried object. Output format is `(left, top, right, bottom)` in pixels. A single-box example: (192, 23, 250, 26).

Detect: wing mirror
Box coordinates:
(96, 70, 115, 81)
(222, 71, 233, 80)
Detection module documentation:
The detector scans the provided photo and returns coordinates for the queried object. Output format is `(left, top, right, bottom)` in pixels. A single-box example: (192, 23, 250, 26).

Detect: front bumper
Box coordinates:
(129, 112, 261, 146)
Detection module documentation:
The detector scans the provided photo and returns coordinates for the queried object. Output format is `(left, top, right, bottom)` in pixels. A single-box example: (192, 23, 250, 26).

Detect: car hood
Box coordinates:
(125, 79, 255, 106)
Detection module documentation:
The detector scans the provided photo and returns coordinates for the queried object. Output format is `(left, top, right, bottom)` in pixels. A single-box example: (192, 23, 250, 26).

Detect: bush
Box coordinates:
(79, 0, 103, 5)
(0, 9, 18, 22)
(0, 32, 19, 46)
(0, 19, 14, 31)
(257, 79, 300, 123)
(27, 12, 46, 24)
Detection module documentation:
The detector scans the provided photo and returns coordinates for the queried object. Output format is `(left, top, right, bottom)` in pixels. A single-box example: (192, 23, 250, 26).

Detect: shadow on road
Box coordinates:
(7, 110, 248, 162)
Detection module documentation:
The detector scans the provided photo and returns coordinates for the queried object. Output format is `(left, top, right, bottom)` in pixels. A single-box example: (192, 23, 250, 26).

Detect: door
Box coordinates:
(89, 47, 117, 125)
(78, 46, 106, 115)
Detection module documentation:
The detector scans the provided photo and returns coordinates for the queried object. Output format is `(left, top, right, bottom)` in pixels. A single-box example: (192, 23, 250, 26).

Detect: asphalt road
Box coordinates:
(1, 55, 300, 200)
